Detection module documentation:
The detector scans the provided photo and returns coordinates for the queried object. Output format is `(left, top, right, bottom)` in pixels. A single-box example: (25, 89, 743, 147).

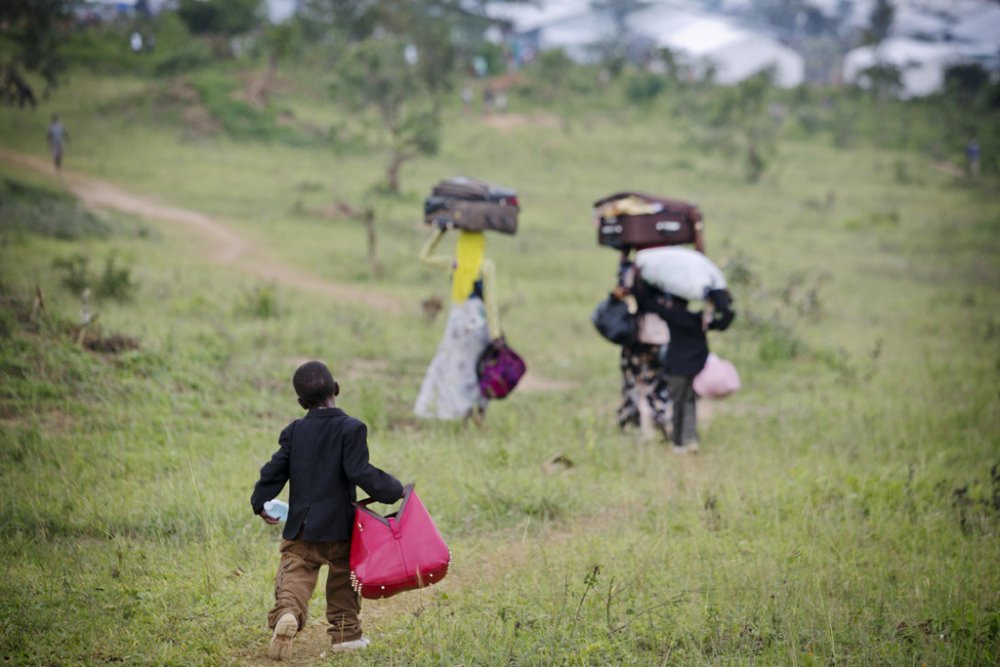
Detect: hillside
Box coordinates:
(1, 61, 999, 665)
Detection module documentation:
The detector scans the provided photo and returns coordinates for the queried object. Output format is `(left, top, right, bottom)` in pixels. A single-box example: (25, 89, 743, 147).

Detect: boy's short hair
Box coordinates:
(293, 361, 337, 406)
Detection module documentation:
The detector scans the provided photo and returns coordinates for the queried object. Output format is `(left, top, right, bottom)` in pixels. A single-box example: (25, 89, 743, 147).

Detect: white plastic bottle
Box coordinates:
(263, 499, 289, 521)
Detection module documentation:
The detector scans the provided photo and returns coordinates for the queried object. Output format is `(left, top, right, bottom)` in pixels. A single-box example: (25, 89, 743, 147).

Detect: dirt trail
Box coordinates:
(0, 147, 401, 311)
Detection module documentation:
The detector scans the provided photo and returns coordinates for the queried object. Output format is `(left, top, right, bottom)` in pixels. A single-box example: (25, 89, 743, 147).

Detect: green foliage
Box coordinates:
(533, 49, 575, 102)
(0, 0, 75, 86)
(234, 283, 280, 319)
(858, 62, 904, 102)
(187, 71, 309, 144)
(0, 177, 110, 239)
(56, 12, 213, 79)
(707, 69, 779, 182)
(330, 35, 442, 193)
(176, 0, 264, 38)
(624, 70, 665, 104)
(51, 251, 137, 301)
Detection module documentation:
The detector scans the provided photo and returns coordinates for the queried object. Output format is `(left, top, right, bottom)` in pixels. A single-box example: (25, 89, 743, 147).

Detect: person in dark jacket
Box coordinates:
(251, 361, 404, 659)
(639, 290, 733, 453)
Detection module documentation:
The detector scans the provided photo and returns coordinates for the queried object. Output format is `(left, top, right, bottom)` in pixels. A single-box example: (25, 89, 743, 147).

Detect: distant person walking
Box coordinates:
(612, 251, 674, 442)
(47, 114, 68, 171)
(967, 139, 980, 177)
(4, 67, 36, 109)
(460, 80, 474, 115)
(414, 227, 501, 425)
(638, 287, 734, 453)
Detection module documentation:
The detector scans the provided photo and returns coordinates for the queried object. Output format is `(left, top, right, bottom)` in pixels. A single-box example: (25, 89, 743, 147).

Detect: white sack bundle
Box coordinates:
(635, 246, 727, 301)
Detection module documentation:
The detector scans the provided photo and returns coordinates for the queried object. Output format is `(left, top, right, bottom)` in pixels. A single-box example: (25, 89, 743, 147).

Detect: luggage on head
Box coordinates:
(593, 192, 703, 251)
(635, 245, 727, 302)
(425, 176, 519, 235)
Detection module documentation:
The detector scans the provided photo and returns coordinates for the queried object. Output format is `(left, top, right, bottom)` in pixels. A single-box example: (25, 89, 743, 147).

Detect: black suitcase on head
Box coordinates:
(425, 177, 519, 235)
(594, 192, 703, 251)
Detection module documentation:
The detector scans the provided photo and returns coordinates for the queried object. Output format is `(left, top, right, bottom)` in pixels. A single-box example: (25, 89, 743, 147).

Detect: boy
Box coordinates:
(251, 361, 403, 660)
(639, 290, 734, 453)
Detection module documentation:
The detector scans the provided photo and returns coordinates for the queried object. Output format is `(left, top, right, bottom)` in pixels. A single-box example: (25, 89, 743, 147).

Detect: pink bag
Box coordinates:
(350, 485, 450, 600)
(693, 353, 741, 399)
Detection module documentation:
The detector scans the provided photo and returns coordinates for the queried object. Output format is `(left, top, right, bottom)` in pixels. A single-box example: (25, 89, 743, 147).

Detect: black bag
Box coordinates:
(425, 177, 519, 235)
(592, 296, 637, 345)
(594, 192, 703, 251)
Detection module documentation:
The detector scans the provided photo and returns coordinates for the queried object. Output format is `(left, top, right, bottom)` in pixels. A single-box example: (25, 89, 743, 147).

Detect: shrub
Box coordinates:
(625, 71, 665, 104)
(97, 251, 137, 301)
(0, 178, 110, 240)
(51, 252, 137, 302)
(234, 284, 279, 319)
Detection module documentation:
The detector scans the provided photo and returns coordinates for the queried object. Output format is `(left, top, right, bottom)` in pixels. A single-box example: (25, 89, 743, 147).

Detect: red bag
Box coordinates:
(349, 484, 450, 600)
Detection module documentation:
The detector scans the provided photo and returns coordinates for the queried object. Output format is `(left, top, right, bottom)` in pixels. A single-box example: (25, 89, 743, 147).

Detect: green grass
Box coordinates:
(0, 60, 999, 666)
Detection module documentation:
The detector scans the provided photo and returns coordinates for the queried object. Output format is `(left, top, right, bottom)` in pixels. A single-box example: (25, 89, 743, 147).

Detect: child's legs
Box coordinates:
(681, 390, 698, 443)
(667, 375, 696, 445)
(321, 541, 363, 643)
(268, 539, 322, 631)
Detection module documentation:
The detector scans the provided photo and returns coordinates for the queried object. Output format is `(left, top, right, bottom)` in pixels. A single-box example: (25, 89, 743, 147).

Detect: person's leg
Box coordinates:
(267, 538, 321, 659)
(322, 541, 364, 645)
(666, 375, 688, 447)
(681, 382, 699, 449)
(617, 345, 640, 429)
(268, 539, 321, 629)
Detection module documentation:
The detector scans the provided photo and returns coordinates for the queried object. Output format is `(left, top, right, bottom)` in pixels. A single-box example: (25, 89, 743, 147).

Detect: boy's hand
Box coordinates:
(259, 511, 281, 525)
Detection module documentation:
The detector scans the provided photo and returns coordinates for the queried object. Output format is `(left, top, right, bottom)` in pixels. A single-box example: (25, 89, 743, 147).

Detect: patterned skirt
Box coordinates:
(617, 343, 672, 437)
(414, 297, 491, 420)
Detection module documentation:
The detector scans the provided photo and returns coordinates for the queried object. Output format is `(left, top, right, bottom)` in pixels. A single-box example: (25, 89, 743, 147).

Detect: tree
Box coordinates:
(857, 61, 902, 104)
(0, 0, 78, 90)
(329, 35, 442, 273)
(709, 69, 779, 183)
(588, 0, 651, 76)
(248, 23, 295, 107)
(332, 36, 442, 195)
(860, 0, 895, 48)
(176, 0, 264, 56)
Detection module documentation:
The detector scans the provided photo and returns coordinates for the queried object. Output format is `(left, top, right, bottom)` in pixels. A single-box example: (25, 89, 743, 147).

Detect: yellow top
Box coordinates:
(420, 228, 501, 339)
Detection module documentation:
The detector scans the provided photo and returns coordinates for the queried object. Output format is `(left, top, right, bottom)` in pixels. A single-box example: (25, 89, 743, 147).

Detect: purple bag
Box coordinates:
(477, 339, 526, 399)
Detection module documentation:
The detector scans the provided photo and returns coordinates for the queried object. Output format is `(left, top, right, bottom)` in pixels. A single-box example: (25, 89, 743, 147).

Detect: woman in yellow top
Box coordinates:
(414, 227, 501, 423)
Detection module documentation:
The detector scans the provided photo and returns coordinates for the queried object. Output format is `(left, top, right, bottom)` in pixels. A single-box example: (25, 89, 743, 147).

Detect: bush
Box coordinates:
(188, 72, 310, 145)
(625, 71, 665, 104)
(234, 284, 279, 319)
(51, 252, 137, 302)
(0, 178, 110, 240)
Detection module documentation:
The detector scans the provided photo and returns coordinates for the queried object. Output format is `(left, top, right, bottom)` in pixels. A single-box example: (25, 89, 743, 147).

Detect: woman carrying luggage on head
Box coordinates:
(414, 225, 501, 425)
(613, 248, 677, 442)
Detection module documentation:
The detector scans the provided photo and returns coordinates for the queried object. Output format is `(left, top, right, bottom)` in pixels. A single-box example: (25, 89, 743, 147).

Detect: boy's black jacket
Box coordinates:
(251, 408, 403, 542)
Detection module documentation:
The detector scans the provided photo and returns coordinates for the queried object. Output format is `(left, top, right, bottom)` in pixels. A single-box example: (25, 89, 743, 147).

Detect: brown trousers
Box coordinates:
(267, 536, 363, 643)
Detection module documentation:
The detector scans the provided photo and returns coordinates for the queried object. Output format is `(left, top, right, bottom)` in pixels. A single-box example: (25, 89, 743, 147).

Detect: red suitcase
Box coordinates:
(594, 192, 703, 252)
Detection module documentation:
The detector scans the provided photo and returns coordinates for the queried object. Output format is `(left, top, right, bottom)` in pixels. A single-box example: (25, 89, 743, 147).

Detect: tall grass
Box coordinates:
(0, 63, 998, 666)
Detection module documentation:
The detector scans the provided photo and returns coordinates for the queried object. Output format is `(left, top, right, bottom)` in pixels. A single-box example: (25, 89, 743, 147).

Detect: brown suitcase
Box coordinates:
(424, 177, 519, 235)
(594, 192, 703, 251)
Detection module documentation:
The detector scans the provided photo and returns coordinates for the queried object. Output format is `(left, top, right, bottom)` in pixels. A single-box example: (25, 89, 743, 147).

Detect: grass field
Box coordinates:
(1, 61, 999, 666)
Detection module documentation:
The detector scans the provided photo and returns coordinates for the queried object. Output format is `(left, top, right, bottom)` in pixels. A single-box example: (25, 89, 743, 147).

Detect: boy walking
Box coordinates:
(640, 290, 734, 453)
(251, 361, 403, 660)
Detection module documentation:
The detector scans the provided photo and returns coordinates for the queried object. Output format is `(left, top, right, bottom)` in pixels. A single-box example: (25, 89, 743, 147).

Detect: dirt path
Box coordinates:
(0, 147, 401, 312)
